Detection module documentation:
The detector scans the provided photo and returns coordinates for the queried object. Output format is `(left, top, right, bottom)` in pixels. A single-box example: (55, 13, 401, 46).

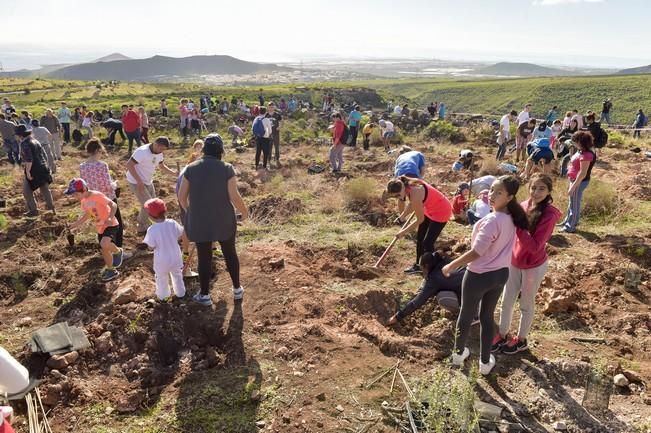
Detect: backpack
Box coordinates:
(643, 114, 649, 127)
(593, 123, 608, 148)
(252, 116, 265, 138)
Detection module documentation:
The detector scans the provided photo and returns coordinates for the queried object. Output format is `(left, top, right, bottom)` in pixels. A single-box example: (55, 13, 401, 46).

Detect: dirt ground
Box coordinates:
(0, 134, 650, 433)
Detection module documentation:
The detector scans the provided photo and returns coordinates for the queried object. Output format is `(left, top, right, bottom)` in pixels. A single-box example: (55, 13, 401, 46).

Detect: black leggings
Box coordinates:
(455, 268, 508, 363)
(415, 217, 446, 265)
(196, 236, 240, 295)
(113, 199, 124, 248)
(255, 136, 272, 168)
(396, 266, 464, 320)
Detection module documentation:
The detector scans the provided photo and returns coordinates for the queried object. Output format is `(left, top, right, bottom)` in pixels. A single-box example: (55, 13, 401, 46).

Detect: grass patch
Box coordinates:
(344, 177, 377, 206)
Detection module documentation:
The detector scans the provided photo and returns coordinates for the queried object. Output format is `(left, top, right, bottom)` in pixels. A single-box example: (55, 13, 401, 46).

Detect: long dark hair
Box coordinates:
(387, 175, 421, 194)
(527, 174, 553, 233)
(497, 175, 529, 230)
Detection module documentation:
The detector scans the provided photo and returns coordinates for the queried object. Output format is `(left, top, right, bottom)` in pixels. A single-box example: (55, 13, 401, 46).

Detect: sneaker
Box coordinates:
(183, 269, 199, 278)
(233, 287, 244, 301)
(192, 293, 213, 306)
(23, 211, 39, 218)
(451, 347, 470, 366)
(403, 264, 422, 275)
(479, 355, 496, 375)
(491, 334, 508, 353)
(501, 337, 529, 355)
(100, 268, 119, 282)
(112, 248, 124, 268)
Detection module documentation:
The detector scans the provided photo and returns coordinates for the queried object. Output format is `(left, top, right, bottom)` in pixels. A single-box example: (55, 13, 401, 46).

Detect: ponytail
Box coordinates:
(497, 175, 529, 231)
(388, 176, 420, 194)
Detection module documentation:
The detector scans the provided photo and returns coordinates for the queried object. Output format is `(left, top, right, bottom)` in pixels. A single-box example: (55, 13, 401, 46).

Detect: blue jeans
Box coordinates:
(4, 137, 20, 164)
(600, 112, 611, 124)
(564, 180, 589, 232)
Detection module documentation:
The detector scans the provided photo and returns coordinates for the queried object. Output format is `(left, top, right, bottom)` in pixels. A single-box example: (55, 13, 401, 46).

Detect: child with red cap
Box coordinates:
(143, 198, 186, 301)
(66, 178, 123, 282)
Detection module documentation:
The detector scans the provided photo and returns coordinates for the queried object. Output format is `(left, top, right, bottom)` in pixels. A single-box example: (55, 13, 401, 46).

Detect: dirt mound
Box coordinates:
(249, 195, 304, 224)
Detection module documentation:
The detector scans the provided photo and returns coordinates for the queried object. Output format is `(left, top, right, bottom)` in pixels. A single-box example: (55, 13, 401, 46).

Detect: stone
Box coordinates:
(63, 351, 79, 365)
(622, 370, 644, 384)
(269, 257, 285, 270)
(16, 316, 32, 327)
(474, 401, 503, 421)
(41, 384, 62, 406)
(276, 346, 290, 359)
(250, 389, 261, 401)
(543, 292, 577, 314)
(255, 420, 266, 428)
(105, 406, 114, 415)
(50, 369, 65, 380)
(335, 405, 344, 412)
(95, 331, 113, 353)
(553, 421, 567, 431)
(316, 392, 326, 401)
(113, 287, 138, 305)
(614, 373, 629, 387)
(46, 355, 68, 370)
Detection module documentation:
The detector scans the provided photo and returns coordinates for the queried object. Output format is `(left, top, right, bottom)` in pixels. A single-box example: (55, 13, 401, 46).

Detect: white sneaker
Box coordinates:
(451, 347, 470, 366)
(233, 286, 244, 300)
(183, 269, 199, 278)
(479, 355, 496, 376)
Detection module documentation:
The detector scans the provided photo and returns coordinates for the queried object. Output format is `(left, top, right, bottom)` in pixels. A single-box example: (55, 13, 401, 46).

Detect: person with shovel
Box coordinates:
(386, 176, 452, 275)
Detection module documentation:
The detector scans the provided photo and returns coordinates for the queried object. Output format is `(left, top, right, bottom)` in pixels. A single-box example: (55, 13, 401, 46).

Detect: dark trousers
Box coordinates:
(126, 129, 141, 154)
(349, 125, 359, 147)
(396, 267, 464, 320)
(255, 136, 272, 168)
(162, 108, 168, 117)
(363, 133, 371, 150)
(496, 143, 506, 161)
(196, 236, 241, 295)
(415, 217, 446, 265)
(141, 127, 149, 144)
(113, 199, 124, 248)
(62, 123, 70, 143)
(272, 130, 280, 161)
(4, 138, 20, 165)
(455, 268, 509, 363)
(107, 128, 125, 146)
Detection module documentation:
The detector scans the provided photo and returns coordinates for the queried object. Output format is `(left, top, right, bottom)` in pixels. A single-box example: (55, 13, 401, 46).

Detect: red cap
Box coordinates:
(144, 198, 167, 218)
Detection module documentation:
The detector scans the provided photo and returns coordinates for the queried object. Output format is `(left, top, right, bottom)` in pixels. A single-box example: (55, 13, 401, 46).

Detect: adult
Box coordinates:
(30, 119, 56, 174)
(0, 114, 19, 165)
(561, 111, 573, 129)
(394, 147, 426, 213)
(387, 176, 453, 274)
(584, 113, 607, 156)
(179, 99, 190, 139)
(252, 107, 273, 170)
(427, 102, 438, 117)
(121, 105, 141, 153)
(438, 103, 446, 120)
(16, 125, 54, 217)
(517, 104, 531, 126)
(497, 110, 517, 161)
(379, 119, 395, 152)
(347, 105, 362, 147)
(126, 136, 178, 234)
(545, 106, 559, 124)
(516, 118, 536, 162)
(494, 174, 561, 354)
(469, 175, 497, 196)
(387, 252, 465, 325)
(40, 109, 62, 161)
(101, 118, 126, 147)
(442, 176, 528, 375)
(160, 99, 168, 117)
(560, 131, 596, 233)
(80, 138, 125, 248)
(329, 112, 346, 172)
(600, 98, 612, 125)
(19, 112, 33, 130)
(178, 134, 248, 306)
(571, 109, 584, 130)
(2, 98, 15, 115)
(267, 102, 283, 165)
(522, 137, 554, 180)
(393, 104, 402, 115)
(633, 109, 647, 139)
(138, 106, 149, 144)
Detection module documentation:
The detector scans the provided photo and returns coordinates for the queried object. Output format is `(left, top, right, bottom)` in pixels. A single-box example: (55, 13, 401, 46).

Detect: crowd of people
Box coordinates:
(0, 91, 644, 377)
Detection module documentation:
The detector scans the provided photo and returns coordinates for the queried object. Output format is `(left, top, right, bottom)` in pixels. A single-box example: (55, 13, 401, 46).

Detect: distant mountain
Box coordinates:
(617, 64, 651, 75)
(93, 53, 131, 63)
(47, 55, 290, 81)
(473, 62, 576, 77)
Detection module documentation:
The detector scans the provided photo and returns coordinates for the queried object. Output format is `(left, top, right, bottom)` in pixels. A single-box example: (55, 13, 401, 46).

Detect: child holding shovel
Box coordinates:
(65, 178, 123, 282)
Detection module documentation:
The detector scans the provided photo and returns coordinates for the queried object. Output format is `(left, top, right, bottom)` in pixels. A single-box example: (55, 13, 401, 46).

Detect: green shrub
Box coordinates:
(345, 177, 377, 206)
(582, 179, 622, 220)
(421, 121, 466, 143)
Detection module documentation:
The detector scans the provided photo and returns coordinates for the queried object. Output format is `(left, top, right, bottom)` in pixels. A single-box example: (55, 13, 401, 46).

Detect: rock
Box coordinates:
(474, 401, 503, 421)
(642, 394, 651, 405)
(95, 331, 113, 353)
(255, 420, 266, 428)
(47, 355, 68, 370)
(614, 373, 629, 387)
(113, 287, 138, 305)
(41, 384, 62, 406)
(16, 316, 33, 327)
(293, 371, 304, 377)
(282, 415, 291, 424)
(109, 365, 125, 378)
(50, 369, 65, 380)
(335, 405, 344, 412)
(205, 347, 222, 368)
(553, 421, 567, 431)
(269, 257, 285, 270)
(622, 370, 644, 384)
(543, 292, 577, 314)
(250, 389, 261, 401)
(276, 346, 290, 359)
(117, 390, 145, 413)
(63, 351, 79, 365)
(316, 392, 326, 401)
(105, 406, 114, 415)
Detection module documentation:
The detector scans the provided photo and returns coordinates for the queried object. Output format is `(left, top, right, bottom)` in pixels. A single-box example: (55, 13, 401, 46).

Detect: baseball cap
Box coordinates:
(64, 178, 88, 195)
(144, 198, 166, 218)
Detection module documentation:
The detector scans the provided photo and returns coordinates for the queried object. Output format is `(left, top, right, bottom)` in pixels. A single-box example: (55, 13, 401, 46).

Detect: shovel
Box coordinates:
(372, 212, 415, 269)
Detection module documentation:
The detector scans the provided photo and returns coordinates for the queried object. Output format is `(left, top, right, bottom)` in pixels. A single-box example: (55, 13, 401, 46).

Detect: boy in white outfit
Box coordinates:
(143, 198, 186, 300)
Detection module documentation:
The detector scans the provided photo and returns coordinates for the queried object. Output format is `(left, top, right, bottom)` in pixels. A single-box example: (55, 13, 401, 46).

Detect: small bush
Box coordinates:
(421, 121, 466, 143)
(345, 177, 377, 206)
(607, 130, 627, 147)
(582, 179, 623, 220)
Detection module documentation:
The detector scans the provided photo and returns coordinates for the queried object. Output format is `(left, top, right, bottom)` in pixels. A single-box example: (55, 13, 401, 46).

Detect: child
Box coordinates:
(362, 122, 375, 151)
(451, 156, 465, 172)
(379, 119, 395, 152)
(442, 176, 528, 375)
(550, 119, 562, 151)
(143, 198, 186, 301)
(81, 112, 94, 139)
(451, 182, 470, 222)
(467, 189, 490, 225)
(66, 178, 123, 282)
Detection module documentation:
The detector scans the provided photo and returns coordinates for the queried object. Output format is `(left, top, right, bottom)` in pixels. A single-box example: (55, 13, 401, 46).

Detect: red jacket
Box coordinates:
(332, 120, 345, 145)
(122, 110, 140, 133)
(512, 199, 562, 269)
(451, 194, 468, 215)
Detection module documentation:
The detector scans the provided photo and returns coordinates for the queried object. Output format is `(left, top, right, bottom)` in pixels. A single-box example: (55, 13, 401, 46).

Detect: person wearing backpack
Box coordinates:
(584, 113, 608, 157)
(633, 109, 647, 139)
(252, 107, 273, 170)
(329, 113, 347, 172)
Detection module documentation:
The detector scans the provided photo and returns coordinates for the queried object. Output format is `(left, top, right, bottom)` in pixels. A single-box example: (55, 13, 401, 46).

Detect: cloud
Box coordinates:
(533, 0, 604, 5)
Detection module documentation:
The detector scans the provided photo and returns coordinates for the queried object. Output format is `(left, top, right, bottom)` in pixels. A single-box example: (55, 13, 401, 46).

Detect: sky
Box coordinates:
(1, 0, 650, 71)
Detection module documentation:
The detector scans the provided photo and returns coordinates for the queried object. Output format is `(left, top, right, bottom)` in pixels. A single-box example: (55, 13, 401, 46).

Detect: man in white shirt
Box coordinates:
(379, 119, 395, 152)
(497, 110, 517, 161)
(126, 136, 178, 233)
(253, 106, 273, 170)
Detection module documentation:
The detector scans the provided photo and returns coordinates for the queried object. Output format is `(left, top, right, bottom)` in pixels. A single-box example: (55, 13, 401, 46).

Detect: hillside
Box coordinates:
(474, 62, 575, 77)
(93, 53, 132, 63)
(47, 55, 291, 81)
(617, 64, 651, 75)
